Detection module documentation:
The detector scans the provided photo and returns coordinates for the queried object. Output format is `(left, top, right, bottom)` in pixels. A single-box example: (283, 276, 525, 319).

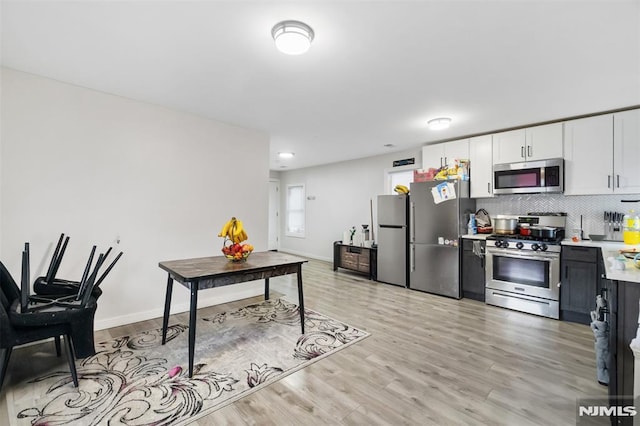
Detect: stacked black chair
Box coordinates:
(34, 234, 122, 300)
(0, 238, 122, 391)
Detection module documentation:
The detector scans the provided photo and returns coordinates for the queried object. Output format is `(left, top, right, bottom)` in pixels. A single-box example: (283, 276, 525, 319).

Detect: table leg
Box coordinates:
(265, 277, 270, 300)
(297, 264, 305, 334)
(188, 282, 198, 378)
(162, 274, 174, 345)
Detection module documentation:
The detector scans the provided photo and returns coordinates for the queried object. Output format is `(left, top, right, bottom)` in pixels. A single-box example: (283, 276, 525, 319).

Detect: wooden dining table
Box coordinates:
(158, 251, 308, 377)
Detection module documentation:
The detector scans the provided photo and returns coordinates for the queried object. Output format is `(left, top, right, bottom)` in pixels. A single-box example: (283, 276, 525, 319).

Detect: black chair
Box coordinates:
(0, 245, 102, 391)
(33, 234, 122, 300)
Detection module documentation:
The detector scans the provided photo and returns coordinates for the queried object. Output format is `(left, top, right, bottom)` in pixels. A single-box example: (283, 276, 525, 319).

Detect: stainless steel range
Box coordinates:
(485, 213, 566, 319)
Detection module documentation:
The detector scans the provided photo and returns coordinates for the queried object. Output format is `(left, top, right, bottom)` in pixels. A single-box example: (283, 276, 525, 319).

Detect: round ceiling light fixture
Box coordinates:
(428, 117, 452, 130)
(278, 152, 295, 159)
(272, 20, 314, 55)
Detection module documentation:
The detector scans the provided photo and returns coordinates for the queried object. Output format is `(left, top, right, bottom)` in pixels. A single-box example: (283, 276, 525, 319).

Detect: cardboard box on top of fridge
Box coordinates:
(414, 169, 437, 182)
(414, 160, 469, 182)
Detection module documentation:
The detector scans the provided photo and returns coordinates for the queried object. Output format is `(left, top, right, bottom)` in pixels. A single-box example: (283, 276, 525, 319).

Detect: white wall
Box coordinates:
(0, 68, 270, 329)
(279, 149, 421, 261)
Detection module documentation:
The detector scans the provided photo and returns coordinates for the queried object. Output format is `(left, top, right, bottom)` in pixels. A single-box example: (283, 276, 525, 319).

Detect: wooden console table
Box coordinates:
(333, 241, 377, 280)
(159, 251, 308, 377)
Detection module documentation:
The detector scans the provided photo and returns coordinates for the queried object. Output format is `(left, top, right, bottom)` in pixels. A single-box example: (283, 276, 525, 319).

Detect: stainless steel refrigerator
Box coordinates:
(376, 194, 409, 287)
(409, 180, 475, 298)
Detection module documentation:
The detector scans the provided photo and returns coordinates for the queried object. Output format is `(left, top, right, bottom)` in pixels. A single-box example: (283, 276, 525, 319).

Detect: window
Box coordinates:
(286, 184, 305, 237)
(387, 169, 414, 194)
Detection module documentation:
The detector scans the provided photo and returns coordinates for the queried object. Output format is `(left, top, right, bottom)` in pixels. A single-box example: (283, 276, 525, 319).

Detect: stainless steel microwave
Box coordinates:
(493, 158, 564, 195)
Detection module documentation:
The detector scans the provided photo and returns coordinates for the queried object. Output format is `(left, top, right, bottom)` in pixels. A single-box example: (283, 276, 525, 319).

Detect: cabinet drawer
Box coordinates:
(341, 252, 358, 264)
(562, 246, 599, 263)
(357, 262, 370, 273)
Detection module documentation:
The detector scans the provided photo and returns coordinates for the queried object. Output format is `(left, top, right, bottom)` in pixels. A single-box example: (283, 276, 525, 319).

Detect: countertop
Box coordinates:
(461, 234, 490, 240)
(561, 238, 640, 283)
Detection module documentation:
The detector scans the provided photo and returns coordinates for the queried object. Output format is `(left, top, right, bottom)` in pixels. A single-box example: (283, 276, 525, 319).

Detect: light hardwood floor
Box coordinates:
(1, 258, 607, 425)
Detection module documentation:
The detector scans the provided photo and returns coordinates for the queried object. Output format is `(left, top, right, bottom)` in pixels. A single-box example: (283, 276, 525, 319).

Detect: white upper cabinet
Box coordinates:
(422, 143, 445, 169)
(614, 109, 640, 194)
(564, 110, 640, 195)
(469, 134, 494, 198)
(563, 114, 613, 195)
(492, 123, 563, 164)
(422, 138, 470, 170)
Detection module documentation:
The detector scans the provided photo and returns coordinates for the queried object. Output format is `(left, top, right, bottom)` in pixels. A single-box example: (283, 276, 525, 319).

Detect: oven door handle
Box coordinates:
(486, 249, 559, 261)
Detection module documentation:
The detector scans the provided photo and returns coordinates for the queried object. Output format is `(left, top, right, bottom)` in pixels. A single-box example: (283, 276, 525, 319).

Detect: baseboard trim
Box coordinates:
(94, 284, 264, 331)
(278, 248, 331, 263)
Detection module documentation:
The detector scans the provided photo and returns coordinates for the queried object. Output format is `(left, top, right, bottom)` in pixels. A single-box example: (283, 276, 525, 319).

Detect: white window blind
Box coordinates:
(286, 184, 305, 237)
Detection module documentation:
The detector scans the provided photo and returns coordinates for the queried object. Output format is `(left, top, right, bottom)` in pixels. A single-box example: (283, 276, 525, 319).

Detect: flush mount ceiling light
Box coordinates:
(278, 152, 295, 159)
(428, 117, 452, 130)
(272, 20, 314, 55)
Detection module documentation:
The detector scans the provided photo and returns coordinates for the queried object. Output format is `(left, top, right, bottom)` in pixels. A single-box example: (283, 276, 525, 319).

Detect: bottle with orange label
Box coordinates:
(623, 209, 640, 245)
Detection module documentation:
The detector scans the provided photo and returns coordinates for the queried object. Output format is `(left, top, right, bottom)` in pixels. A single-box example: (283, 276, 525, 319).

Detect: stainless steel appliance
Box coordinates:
(493, 158, 564, 195)
(485, 213, 566, 319)
(377, 194, 409, 287)
(409, 180, 476, 298)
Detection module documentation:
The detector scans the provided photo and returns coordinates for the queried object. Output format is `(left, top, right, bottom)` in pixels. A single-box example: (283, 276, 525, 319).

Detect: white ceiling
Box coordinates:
(2, 1, 639, 170)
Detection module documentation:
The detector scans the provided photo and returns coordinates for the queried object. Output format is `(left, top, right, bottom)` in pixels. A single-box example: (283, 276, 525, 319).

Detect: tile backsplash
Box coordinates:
(476, 193, 640, 238)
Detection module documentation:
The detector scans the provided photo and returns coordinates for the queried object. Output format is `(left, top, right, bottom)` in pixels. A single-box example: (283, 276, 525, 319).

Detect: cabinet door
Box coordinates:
(526, 122, 563, 161)
(422, 144, 445, 169)
(443, 138, 470, 165)
(469, 135, 494, 198)
(563, 114, 613, 195)
(461, 240, 485, 301)
(560, 259, 598, 324)
(492, 129, 526, 164)
(613, 109, 640, 194)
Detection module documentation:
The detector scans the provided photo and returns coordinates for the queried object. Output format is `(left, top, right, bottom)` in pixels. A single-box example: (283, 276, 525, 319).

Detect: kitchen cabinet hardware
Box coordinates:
(527, 145, 532, 157)
(617, 174, 620, 188)
(521, 146, 525, 158)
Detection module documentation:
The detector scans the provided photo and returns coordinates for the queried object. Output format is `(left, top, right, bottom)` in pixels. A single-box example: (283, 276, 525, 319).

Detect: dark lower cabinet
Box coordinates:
(461, 239, 485, 301)
(333, 241, 377, 280)
(560, 246, 600, 325)
(602, 275, 639, 426)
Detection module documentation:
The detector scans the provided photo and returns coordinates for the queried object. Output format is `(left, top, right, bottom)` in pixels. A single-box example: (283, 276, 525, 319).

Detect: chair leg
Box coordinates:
(55, 336, 62, 357)
(0, 347, 13, 391)
(62, 336, 78, 387)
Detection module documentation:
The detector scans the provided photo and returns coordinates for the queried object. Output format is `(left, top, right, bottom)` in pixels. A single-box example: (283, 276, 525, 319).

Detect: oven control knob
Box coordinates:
(501, 241, 509, 248)
(540, 243, 548, 252)
(516, 242, 524, 249)
(531, 243, 540, 251)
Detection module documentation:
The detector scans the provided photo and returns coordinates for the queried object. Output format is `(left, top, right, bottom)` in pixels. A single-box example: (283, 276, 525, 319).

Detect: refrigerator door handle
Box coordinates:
(410, 244, 415, 272)
(410, 201, 415, 243)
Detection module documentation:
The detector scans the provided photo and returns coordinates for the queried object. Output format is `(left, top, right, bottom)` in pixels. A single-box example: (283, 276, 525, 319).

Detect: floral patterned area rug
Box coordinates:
(5, 298, 369, 425)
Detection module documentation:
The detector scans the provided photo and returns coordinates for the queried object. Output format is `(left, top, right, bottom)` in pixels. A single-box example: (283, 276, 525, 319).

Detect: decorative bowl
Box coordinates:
(225, 251, 251, 262)
(221, 239, 254, 262)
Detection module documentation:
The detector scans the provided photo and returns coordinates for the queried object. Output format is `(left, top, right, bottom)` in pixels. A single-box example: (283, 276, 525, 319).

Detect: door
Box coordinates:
(421, 144, 445, 169)
(493, 129, 526, 164)
(614, 109, 640, 194)
(410, 181, 458, 244)
(526, 122, 563, 161)
(563, 114, 613, 195)
(443, 138, 469, 165)
(377, 226, 407, 286)
(410, 243, 460, 298)
(377, 194, 407, 226)
(268, 179, 280, 250)
(469, 135, 493, 198)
